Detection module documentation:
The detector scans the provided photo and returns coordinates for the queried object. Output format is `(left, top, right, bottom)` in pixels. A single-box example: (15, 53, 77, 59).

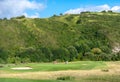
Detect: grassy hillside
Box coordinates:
(0, 12, 120, 63)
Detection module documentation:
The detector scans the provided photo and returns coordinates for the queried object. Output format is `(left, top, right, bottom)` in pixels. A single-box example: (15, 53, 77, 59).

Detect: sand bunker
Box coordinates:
(11, 67, 32, 70)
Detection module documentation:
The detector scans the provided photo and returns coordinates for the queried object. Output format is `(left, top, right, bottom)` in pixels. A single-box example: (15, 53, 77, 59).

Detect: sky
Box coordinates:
(0, 0, 120, 18)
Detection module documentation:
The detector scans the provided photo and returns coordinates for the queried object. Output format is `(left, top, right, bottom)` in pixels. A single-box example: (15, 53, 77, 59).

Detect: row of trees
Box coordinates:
(0, 45, 120, 64)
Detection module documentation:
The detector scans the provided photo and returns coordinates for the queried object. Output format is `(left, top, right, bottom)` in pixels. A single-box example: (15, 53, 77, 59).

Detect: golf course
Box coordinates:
(0, 0, 120, 82)
(0, 61, 120, 82)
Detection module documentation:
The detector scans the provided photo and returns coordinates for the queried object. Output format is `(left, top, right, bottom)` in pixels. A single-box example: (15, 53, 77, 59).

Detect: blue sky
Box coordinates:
(0, 0, 120, 18)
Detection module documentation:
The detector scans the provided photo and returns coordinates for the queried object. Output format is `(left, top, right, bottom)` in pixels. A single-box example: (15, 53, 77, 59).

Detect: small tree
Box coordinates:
(101, 10, 106, 13)
(16, 15, 25, 19)
(60, 13, 63, 16)
(3, 18, 7, 20)
(68, 46, 78, 61)
(53, 14, 57, 17)
(108, 10, 113, 13)
(76, 19, 81, 24)
(91, 48, 102, 54)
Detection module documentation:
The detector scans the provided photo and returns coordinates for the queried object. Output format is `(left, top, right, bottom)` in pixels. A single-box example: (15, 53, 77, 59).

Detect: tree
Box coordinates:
(0, 48, 8, 63)
(91, 48, 102, 54)
(116, 52, 120, 60)
(75, 42, 90, 55)
(41, 47, 53, 62)
(76, 19, 81, 24)
(53, 14, 57, 17)
(16, 15, 26, 19)
(68, 46, 78, 61)
(101, 10, 106, 13)
(60, 13, 63, 16)
(52, 48, 69, 61)
(108, 10, 113, 13)
(91, 48, 102, 61)
(3, 18, 7, 20)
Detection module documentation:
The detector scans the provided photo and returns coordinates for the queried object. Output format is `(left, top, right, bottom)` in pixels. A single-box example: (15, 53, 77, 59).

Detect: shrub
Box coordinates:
(101, 69, 109, 72)
(91, 48, 102, 54)
(0, 58, 5, 64)
(101, 10, 106, 13)
(76, 19, 81, 24)
(16, 15, 25, 19)
(57, 76, 75, 80)
(108, 10, 113, 13)
(0, 65, 3, 68)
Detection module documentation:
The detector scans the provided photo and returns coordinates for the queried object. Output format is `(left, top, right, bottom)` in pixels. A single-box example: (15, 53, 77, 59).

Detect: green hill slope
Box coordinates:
(0, 12, 120, 63)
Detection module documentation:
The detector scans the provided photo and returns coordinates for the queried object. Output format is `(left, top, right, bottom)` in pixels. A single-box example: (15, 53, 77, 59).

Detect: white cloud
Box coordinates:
(95, 4, 110, 11)
(24, 12, 40, 18)
(0, 0, 45, 18)
(111, 6, 120, 11)
(64, 4, 120, 14)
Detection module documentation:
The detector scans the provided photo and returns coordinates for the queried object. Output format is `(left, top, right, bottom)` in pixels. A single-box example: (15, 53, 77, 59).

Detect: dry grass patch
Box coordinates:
(0, 69, 119, 80)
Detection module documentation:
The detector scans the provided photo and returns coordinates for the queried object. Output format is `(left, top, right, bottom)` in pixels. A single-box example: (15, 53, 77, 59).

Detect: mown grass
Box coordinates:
(0, 61, 106, 72)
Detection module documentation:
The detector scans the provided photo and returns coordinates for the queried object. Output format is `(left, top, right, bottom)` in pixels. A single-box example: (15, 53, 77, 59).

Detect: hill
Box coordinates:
(0, 12, 120, 63)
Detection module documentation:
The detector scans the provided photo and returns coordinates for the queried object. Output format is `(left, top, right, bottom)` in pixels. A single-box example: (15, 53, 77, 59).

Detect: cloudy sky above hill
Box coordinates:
(0, 0, 120, 18)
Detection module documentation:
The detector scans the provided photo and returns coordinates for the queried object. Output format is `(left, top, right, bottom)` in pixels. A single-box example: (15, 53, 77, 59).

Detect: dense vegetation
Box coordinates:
(0, 12, 120, 63)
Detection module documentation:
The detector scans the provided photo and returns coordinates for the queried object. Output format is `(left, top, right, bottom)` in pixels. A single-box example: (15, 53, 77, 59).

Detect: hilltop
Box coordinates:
(0, 12, 120, 63)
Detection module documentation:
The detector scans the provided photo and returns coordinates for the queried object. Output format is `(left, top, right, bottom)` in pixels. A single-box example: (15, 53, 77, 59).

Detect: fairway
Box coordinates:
(0, 0, 120, 82)
(0, 61, 120, 82)
(0, 61, 106, 72)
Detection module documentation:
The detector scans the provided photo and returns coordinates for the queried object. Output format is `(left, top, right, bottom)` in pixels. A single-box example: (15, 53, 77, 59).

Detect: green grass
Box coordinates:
(0, 75, 120, 82)
(0, 61, 106, 72)
(0, 78, 61, 82)
(0, 61, 119, 82)
(83, 75, 120, 82)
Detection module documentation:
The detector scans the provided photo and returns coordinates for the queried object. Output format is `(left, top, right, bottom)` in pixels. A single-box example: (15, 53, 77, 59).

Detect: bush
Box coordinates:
(0, 58, 5, 64)
(76, 19, 81, 24)
(101, 69, 109, 72)
(57, 76, 75, 80)
(0, 65, 3, 68)
(91, 48, 102, 54)
(16, 15, 25, 19)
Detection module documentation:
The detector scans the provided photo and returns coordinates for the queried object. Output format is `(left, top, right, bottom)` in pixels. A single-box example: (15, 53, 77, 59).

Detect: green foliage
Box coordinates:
(101, 10, 107, 13)
(67, 46, 78, 61)
(0, 12, 120, 63)
(59, 13, 63, 16)
(108, 10, 113, 13)
(91, 48, 102, 54)
(15, 15, 26, 19)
